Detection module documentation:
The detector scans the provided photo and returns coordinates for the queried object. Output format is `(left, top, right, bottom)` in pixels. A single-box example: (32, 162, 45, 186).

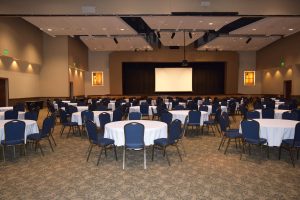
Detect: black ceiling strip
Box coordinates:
(217, 17, 264, 34)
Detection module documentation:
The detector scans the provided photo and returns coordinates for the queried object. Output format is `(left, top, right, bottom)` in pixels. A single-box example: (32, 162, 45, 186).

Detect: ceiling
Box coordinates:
(23, 15, 300, 52)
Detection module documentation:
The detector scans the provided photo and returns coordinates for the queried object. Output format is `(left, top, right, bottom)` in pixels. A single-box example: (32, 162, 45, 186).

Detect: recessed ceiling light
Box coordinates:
(288, 28, 294, 31)
(120, 28, 125, 31)
(252, 28, 256, 31)
(209, 22, 213, 25)
(47, 28, 52, 31)
(102, 27, 107, 31)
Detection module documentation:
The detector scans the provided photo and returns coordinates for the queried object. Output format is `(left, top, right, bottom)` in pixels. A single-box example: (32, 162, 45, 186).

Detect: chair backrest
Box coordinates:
(160, 111, 173, 125)
(128, 112, 142, 120)
(262, 108, 274, 119)
(173, 105, 184, 110)
(218, 114, 228, 132)
(77, 101, 86, 106)
(4, 110, 18, 120)
(24, 111, 38, 121)
(59, 109, 69, 123)
(124, 122, 145, 149)
(188, 110, 201, 124)
(187, 101, 198, 110)
(4, 120, 26, 144)
(241, 120, 260, 141)
(85, 120, 98, 142)
(199, 105, 208, 112)
(113, 108, 123, 121)
(81, 110, 94, 124)
(293, 122, 300, 146)
(95, 104, 107, 111)
(181, 116, 188, 138)
(13, 102, 25, 112)
(168, 119, 182, 143)
(99, 112, 111, 129)
(221, 112, 230, 128)
(282, 111, 298, 121)
(68, 105, 78, 114)
(140, 104, 149, 115)
(41, 116, 53, 137)
(171, 101, 179, 109)
(246, 111, 260, 119)
(211, 103, 219, 114)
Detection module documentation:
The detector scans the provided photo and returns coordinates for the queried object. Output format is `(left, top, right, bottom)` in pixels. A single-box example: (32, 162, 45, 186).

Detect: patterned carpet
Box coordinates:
(0, 109, 299, 200)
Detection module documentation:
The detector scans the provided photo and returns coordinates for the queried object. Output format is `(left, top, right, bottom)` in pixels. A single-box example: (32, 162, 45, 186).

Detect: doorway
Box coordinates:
(0, 78, 8, 106)
(69, 82, 74, 99)
(283, 80, 292, 99)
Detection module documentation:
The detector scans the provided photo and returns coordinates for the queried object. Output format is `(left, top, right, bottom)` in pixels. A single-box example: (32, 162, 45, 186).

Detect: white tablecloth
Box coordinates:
(207, 105, 227, 115)
(0, 107, 13, 112)
(108, 102, 115, 111)
(165, 102, 186, 110)
(255, 109, 290, 119)
(104, 120, 168, 146)
(169, 110, 209, 125)
(0, 120, 39, 143)
(251, 119, 298, 147)
(76, 106, 89, 112)
(129, 106, 157, 115)
(54, 102, 77, 110)
(0, 111, 25, 120)
(71, 111, 113, 126)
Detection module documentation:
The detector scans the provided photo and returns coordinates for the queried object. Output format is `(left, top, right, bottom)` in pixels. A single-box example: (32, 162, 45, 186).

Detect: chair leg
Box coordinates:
(97, 147, 103, 166)
(2, 146, 5, 162)
(279, 145, 282, 160)
(164, 147, 170, 166)
(113, 145, 118, 161)
(123, 147, 126, 170)
(50, 134, 57, 146)
(224, 138, 231, 155)
(180, 140, 186, 156)
(48, 138, 54, 152)
(288, 149, 295, 167)
(87, 144, 93, 162)
(218, 136, 225, 150)
(38, 142, 44, 156)
(175, 144, 182, 162)
(60, 126, 65, 136)
(144, 148, 147, 169)
(240, 142, 244, 160)
(297, 148, 299, 160)
(23, 144, 26, 156)
(248, 144, 251, 155)
(151, 145, 155, 161)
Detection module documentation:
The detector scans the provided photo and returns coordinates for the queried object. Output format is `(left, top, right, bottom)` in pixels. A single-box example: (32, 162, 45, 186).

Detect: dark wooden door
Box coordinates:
(69, 82, 73, 99)
(283, 80, 292, 99)
(0, 78, 7, 106)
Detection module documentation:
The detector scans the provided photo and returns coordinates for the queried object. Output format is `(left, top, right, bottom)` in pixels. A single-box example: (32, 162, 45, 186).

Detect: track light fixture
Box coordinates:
(171, 32, 176, 39)
(188, 32, 192, 39)
(113, 37, 118, 44)
(246, 37, 252, 44)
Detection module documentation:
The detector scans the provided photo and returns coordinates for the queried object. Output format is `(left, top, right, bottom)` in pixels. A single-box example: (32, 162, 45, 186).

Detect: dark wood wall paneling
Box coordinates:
(122, 62, 225, 95)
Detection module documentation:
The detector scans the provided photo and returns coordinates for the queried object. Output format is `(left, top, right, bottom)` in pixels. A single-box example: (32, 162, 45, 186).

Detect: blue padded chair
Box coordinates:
(113, 108, 123, 122)
(203, 108, 221, 136)
(67, 105, 78, 115)
(173, 105, 185, 110)
(77, 101, 86, 106)
(279, 122, 300, 167)
(95, 104, 107, 111)
(128, 112, 142, 120)
(262, 108, 274, 119)
(152, 119, 182, 166)
(86, 120, 117, 166)
(218, 114, 242, 155)
(171, 101, 179, 110)
(13, 102, 25, 112)
(123, 122, 145, 169)
(199, 105, 208, 112)
(187, 110, 201, 135)
(151, 107, 159, 120)
(240, 120, 269, 160)
(99, 112, 111, 134)
(27, 116, 54, 156)
(1, 120, 26, 162)
(140, 103, 150, 119)
(59, 109, 81, 137)
(81, 110, 94, 134)
(25, 111, 38, 121)
(246, 111, 260, 119)
(49, 113, 57, 146)
(160, 111, 173, 127)
(4, 110, 18, 120)
(282, 111, 298, 121)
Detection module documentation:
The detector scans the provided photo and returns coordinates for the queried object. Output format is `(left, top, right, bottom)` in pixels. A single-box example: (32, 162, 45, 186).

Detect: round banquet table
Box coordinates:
(71, 111, 113, 126)
(0, 120, 39, 143)
(104, 120, 168, 146)
(165, 102, 186, 110)
(0, 111, 25, 120)
(0, 107, 13, 112)
(169, 110, 209, 125)
(255, 109, 290, 119)
(253, 119, 299, 147)
(129, 106, 157, 115)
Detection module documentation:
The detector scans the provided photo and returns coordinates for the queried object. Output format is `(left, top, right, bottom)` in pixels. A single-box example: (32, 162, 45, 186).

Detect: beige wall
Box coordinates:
(0, 17, 42, 99)
(69, 68, 85, 96)
(109, 47, 239, 95)
(238, 51, 261, 94)
(68, 37, 88, 71)
(257, 32, 300, 95)
(40, 34, 69, 97)
(85, 51, 110, 96)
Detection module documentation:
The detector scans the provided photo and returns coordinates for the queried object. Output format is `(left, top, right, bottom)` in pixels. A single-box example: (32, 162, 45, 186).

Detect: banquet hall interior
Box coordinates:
(0, 0, 300, 199)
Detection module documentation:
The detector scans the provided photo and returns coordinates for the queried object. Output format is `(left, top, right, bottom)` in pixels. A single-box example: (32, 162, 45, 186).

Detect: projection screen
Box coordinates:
(155, 68, 193, 92)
